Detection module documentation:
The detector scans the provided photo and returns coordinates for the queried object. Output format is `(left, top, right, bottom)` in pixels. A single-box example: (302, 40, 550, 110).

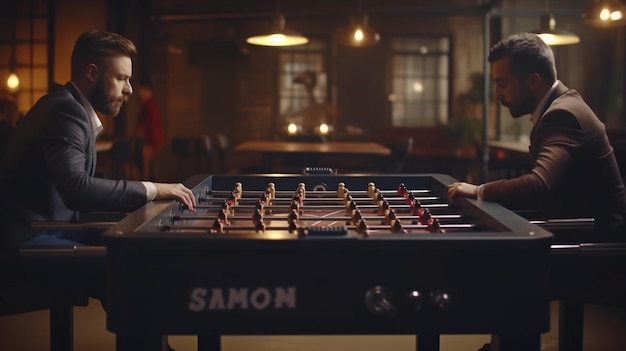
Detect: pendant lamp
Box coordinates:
(246, 13, 308, 47)
(534, 14, 581, 45)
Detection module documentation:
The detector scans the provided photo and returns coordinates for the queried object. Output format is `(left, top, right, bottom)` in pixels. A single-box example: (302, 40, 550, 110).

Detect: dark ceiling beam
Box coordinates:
(151, 3, 585, 23)
(151, 3, 497, 23)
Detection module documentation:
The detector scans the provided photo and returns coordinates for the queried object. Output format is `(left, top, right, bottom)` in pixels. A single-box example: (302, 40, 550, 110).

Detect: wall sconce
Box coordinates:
(534, 14, 580, 45)
(582, 0, 626, 27)
(246, 13, 309, 47)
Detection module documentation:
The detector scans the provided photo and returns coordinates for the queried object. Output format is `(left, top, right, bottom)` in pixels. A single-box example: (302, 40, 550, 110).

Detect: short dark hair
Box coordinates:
(70, 30, 137, 80)
(488, 32, 557, 83)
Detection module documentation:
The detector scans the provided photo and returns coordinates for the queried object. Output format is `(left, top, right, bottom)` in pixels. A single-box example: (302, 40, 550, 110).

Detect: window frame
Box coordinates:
(275, 36, 332, 135)
(386, 34, 453, 127)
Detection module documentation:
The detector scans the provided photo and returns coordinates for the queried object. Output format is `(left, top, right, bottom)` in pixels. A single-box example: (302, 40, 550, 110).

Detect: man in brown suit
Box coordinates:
(448, 32, 626, 238)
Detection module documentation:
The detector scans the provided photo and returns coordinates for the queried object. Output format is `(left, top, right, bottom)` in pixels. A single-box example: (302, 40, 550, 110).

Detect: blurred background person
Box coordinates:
(133, 77, 164, 180)
(287, 71, 339, 139)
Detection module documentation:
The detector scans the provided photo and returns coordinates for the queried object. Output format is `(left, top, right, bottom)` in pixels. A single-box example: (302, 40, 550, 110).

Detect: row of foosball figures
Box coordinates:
(164, 182, 447, 235)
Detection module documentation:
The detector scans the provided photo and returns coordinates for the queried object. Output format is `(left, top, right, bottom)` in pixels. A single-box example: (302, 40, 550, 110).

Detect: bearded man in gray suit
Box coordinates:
(0, 30, 196, 257)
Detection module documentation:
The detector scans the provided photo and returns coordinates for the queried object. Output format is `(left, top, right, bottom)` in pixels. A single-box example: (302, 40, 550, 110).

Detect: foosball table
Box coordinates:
(103, 172, 554, 351)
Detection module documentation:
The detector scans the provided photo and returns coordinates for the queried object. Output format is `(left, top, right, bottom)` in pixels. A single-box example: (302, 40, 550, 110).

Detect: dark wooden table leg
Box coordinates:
(490, 333, 540, 351)
(115, 334, 166, 351)
(559, 300, 584, 351)
(417, 334, 440, 351)
(49, 304, 73, 351)
(198, 334, 221, 351)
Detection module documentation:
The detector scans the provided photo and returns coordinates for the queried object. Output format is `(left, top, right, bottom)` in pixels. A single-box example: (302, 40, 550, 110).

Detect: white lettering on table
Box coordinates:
(188, 286, 296, 311)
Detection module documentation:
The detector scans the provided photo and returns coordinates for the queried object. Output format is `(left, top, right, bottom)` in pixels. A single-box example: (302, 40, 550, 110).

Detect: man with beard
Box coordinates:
(448, 32, 626, 239)
(0, 29, 195, 254)
(0, 29, 190, 351)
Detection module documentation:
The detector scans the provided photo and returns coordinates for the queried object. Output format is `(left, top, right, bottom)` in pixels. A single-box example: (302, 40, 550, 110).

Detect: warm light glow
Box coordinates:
(246, 33, 308, 46)
(268, 34, 287, 45)
(537, 33, 580, 46)
(535, 14, 580, 46)
(7, 72, 19, 91)
(337, 14, 380, 47)
(611, 10, 623, 21)
(287, 123, 299, 134)
(319, 123, 329, 135)
(412, 81, 424, 93)
(599, 8, 623, 21)
(246, 13, 309, 47)
(353, 29, 364, 41)
(583, 1, 626, 27)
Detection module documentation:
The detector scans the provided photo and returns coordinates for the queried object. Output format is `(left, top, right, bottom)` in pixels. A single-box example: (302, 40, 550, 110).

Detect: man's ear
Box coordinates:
(86, 64, 98, 83)
(525, 73, 542, 90)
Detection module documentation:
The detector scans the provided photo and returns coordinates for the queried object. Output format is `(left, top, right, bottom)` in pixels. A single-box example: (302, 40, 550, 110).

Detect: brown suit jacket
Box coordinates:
(483, 82, 626, 234)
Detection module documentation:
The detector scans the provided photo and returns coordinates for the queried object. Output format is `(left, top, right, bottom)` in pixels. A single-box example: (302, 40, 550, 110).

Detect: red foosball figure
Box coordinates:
(397, 183, 408, 198)
(419, 208, 432, 226)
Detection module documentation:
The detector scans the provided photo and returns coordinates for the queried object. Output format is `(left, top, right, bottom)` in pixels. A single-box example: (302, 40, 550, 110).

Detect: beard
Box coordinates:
(90, 78, 125, 117)
(501, 94, 535, 119)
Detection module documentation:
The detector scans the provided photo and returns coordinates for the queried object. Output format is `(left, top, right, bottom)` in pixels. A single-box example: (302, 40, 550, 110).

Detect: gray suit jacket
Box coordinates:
(0, 82, 147, 252)
(483, 82, 626, 234)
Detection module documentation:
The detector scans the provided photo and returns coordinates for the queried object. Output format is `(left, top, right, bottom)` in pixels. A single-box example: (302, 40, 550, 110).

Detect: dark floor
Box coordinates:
(1, 300, 626, 351)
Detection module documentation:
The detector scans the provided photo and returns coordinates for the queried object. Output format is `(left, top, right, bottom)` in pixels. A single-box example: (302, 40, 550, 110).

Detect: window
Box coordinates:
(0, 0, 50, 113)
(389, 36, 451, 127)
(277, 38, 330, 134)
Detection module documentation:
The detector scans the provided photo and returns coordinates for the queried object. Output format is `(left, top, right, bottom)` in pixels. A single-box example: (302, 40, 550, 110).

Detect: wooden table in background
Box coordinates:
(233, 140, 391, 172)
(487, 140, 531, 179)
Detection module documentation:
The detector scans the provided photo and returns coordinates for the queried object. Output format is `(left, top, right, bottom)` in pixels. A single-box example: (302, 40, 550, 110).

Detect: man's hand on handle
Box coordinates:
(447, 182, 479, 202)
(154, 183, 196, 211)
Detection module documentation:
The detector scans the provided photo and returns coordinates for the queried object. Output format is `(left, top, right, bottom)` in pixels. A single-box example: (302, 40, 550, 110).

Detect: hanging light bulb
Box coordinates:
(6, 55, 19, 93)
(338, 11, 380, 47)
(7, 4, 20, 93)
(7, 72, 20, 92)
(582, 0, 626, 27)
